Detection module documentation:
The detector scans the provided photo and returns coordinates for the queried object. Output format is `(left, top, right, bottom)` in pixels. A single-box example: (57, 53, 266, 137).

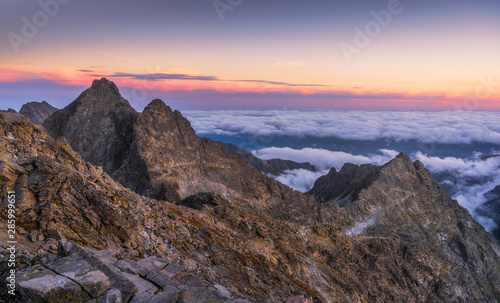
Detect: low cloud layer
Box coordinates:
(254, 147, 398, 171)
(184, 110, 500, 144)
(256, 148, 398, 192)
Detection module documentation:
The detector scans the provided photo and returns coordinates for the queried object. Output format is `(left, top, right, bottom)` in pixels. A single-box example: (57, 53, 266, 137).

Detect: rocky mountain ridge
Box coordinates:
(43, 79, 318, 224)
(217, 142, 317, 176)
(1, 79, 500, 302)
(313, 153, 500, 301)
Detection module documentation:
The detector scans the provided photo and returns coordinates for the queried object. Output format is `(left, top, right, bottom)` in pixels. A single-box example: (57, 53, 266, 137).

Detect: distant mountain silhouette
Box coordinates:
(19, 101, 58, 125)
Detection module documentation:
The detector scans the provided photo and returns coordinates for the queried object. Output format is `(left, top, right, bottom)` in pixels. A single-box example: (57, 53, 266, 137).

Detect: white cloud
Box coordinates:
(273, 169, 326, 192)
(415, 151, 500, 177)
(253, 147, 397, 171)
(256, 147, 397, 194)
(184, 110, 500, 145)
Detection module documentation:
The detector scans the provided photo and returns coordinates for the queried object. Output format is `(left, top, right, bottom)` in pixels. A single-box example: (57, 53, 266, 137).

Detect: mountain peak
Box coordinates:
(43, 79, 139, 173)
(144, 98, 172, 113)
(91, 77, 118, 90)
(395, 152, 411, 161)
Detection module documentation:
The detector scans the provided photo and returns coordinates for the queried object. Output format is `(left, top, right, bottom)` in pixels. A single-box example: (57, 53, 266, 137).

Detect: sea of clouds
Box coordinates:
(184, 110, 500, 144)
(184, 110, 500, 232)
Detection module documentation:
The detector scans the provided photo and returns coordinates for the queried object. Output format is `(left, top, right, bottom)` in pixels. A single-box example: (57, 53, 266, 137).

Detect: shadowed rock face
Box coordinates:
(218, 142, 316, 176)
(43, 78, 139, 175)
(19, 101, 58, 125)
(308, 163, 380, 206)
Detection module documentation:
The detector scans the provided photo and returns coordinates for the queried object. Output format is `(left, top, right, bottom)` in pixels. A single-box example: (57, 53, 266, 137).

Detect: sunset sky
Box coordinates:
(1, 0, 499, 110)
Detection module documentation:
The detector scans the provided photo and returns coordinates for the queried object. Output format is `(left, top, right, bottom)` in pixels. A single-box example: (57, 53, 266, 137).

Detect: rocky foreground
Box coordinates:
(1, 79, 500, 302)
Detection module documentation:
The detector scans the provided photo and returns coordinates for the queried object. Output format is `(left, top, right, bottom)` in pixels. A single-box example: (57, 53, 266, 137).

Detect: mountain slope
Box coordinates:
(19, 101, 58, 125)
(313, 153, 500, 301)
(217, 141, 316, 175)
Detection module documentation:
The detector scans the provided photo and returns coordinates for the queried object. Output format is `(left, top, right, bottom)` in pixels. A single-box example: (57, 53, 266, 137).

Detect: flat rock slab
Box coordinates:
(176, 286, 224, 303)
(146, 270, 182, 289)
(85, 289, 122, 303)
(17, 256, 111, 302)
(114, 259, 149, 276)
(137, 256, 169, 274)
(158, 262, 182, 279)
(18, 270, 91, 302)
(286, 295, 314, 303)
(64, 242, 138, 302)
(120, 272, 158, 294)
(147, 286, 182, 303)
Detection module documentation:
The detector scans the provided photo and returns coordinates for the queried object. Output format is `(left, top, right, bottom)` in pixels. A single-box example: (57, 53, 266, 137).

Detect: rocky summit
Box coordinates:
(43, 78, 139, 175)
(1, 79, 500, 303)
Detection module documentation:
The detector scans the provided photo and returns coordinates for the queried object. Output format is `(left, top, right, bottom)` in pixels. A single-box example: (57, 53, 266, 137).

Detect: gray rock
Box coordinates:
(214, 284, 233, 300)
(19, 101, 58, 125)
(137, 256, 169, 274)
(18, 255, 111, 301)
(66, 270, 110, 298)
(114, 259, 149, 277)
(177, 275, 209, 288)
(63, 242, 138, 302)
(175, 287, 223, 303)
(97, 289, 122, 303)
(286, 295, 313, 303)
(19, 273, 90, 302)
(120, 272, 157, 294)
(148, 286, 182, 303)
(94, 250, 118, 264)
(130, 293, 154, 303)
(158, 263, 182, 279)
(146, 271, 179, 289)
(86, 289, 122, 303)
